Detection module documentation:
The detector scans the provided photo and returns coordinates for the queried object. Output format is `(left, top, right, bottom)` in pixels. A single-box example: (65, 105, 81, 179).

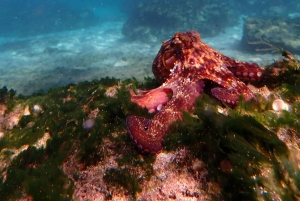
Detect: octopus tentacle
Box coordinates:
(222, 56, 265, 82)
(127, 76, 204, 154)
(127, 106, 182, 154)
(130, 88, 172, 113)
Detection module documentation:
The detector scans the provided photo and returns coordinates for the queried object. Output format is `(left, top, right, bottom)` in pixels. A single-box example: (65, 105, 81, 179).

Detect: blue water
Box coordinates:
(0, 0, 299, 94)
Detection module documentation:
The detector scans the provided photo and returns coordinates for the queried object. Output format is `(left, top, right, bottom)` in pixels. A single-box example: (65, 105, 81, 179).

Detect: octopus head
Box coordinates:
(152, 30, 202, 83)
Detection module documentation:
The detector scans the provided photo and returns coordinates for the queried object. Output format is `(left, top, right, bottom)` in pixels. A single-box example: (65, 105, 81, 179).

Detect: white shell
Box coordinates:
(83, 119, 95, 130)
(272, 99, 289, 111)
(33, 104, 43, 113)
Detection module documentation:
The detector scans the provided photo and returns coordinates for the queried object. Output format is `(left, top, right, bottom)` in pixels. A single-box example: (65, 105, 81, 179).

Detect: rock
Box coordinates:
(122, 0, 234, 42)
(241, 17, 300, 54)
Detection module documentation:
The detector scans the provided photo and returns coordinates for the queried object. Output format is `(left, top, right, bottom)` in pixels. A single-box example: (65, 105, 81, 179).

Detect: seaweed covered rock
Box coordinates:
(0, 53, 299, 200)
(241, 17, 300, 54)
(122, 0, 233, 42)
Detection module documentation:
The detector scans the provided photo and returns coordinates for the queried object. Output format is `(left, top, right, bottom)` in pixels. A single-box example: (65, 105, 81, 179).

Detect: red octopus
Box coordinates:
(126, 30, 265, 154)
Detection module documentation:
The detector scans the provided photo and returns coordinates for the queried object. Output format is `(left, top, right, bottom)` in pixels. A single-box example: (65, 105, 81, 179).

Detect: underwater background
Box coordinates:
(0, 0, 300, 200)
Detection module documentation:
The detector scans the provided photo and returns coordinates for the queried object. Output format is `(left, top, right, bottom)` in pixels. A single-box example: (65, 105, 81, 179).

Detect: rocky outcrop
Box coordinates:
(241, 17, 300, 54)
(122, 0, 233, 42)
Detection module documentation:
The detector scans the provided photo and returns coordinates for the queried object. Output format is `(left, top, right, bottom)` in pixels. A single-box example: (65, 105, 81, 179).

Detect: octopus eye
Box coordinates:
(144, 126, 148, 131)
(162, 51, 176, 70)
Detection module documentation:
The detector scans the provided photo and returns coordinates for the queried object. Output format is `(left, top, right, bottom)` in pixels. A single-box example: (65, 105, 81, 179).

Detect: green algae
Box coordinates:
(0, 78, 127, 199)
(0, 76, 158, 200)
(0, 127, 45, 150)
(0, 86, 17, 111)
(0, 86, 16, 101)
(103, 168, 142, 199)
(164, 95, 299, 200)
(0, 146, 73, 201)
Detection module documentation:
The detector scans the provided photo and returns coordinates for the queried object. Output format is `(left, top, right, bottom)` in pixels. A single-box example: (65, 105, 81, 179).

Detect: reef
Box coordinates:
(122, 0, 234, 42)
(241, 17, 300, 54)
(0, 52, 300, 200)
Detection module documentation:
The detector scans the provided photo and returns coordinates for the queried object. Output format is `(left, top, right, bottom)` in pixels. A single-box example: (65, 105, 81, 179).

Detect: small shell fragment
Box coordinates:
(33, 104, 43, 113)
(272, 99, 289, 111)
(83, 119, 95, 130)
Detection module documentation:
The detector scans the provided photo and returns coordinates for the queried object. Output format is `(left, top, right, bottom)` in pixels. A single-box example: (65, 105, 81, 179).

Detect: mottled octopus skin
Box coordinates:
(126, 30, 265, 154)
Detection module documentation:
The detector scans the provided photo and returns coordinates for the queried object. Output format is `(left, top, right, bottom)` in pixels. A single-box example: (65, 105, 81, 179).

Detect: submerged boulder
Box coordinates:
(122, 0, 233, 42)
(241, 17, 300, 54)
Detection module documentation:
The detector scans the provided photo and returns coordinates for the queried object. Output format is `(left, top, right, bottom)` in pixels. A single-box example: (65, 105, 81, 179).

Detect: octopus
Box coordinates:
(126, 30, 265, 154)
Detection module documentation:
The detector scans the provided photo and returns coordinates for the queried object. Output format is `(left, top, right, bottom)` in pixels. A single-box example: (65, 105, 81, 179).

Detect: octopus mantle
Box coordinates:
(126, 30, 265, 154)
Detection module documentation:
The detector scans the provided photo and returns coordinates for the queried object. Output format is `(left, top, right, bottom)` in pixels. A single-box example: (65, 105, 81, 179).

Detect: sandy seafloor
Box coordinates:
(0, 17, 297, 95)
